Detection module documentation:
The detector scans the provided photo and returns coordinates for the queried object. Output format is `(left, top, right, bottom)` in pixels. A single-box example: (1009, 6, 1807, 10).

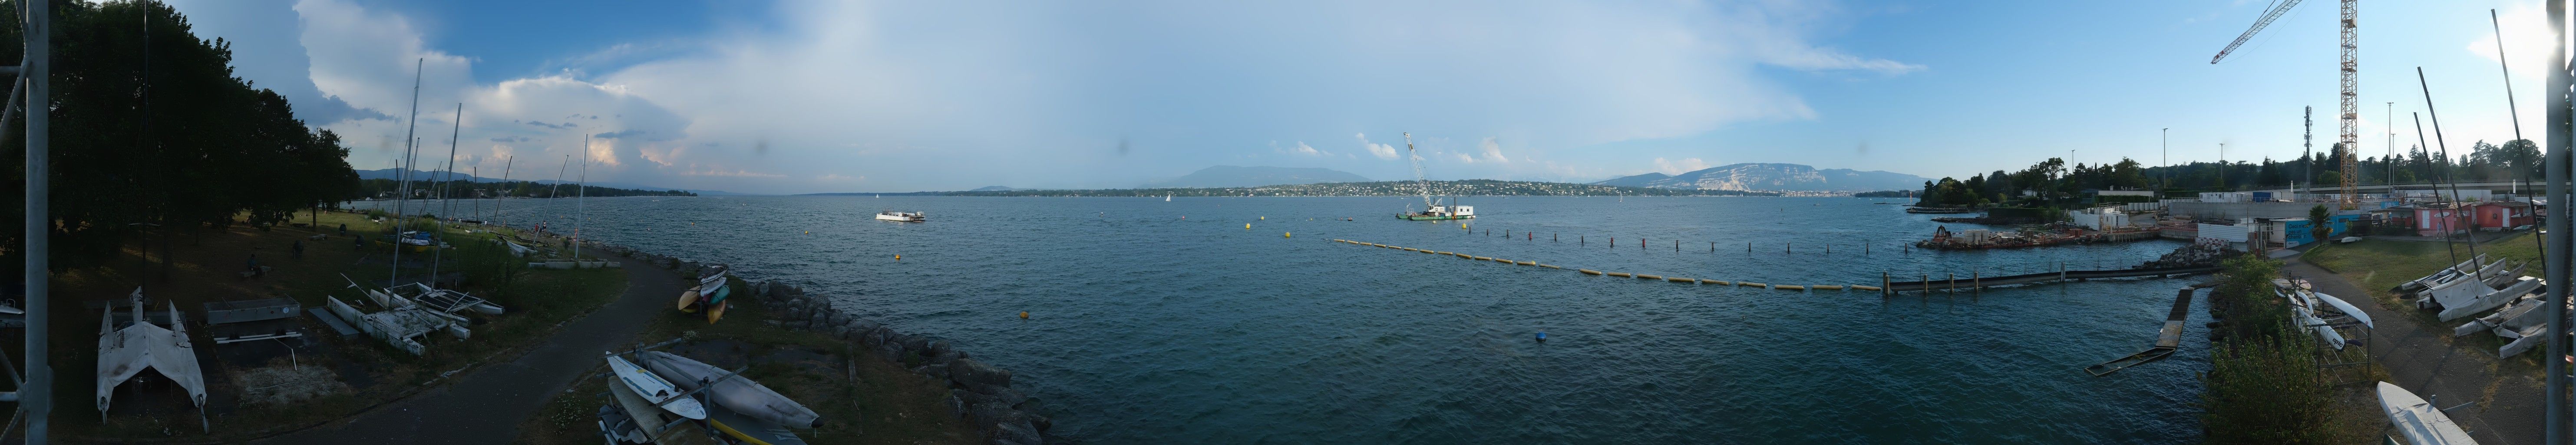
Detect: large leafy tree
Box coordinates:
(0, 0, 358, 269)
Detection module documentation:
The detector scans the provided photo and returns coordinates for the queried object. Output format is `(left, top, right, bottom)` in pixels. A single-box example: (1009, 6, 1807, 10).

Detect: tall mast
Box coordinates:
(389, 59, 423, 285)
(1405, 132, 1431, 209)
(495, 156, 512, 228)
(428, 103, 462, 284)
(575, 134, 589, 259)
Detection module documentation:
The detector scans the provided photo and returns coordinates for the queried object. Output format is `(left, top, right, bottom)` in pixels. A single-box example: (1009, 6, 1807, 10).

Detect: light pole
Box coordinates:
(2161, 128, 2169, 195)
(2219, 143, 2228, 190)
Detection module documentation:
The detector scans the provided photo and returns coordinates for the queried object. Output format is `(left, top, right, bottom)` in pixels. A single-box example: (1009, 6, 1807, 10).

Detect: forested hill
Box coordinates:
(924, 179, 1781, 197)
(1912, 138, 2536, 207)
(357, 179, 695, 199)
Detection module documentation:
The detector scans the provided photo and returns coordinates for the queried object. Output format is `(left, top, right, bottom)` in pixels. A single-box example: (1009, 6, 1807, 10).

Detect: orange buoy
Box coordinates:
(1020, 311, 1030, 319)
(895, 254, 902, 260)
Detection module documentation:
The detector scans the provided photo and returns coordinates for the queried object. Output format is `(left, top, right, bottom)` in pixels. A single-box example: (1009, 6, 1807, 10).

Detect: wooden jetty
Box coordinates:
(1877, 265, 2218, 296)
(2083, 288, 2196, 376)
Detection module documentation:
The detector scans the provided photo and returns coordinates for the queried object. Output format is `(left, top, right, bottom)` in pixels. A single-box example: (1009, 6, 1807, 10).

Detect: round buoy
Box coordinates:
(1260, 216, 1265, 220)
(1536, 332, 1547, 342)
(894, 254, 902, 260)
(1284, 232, 1291, 238)
(1245, 223, 1251, 229)
(1020, 312, 1029, 319)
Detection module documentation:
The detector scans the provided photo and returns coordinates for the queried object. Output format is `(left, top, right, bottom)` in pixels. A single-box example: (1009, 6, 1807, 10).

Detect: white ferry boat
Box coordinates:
(875, 210, 925, 222)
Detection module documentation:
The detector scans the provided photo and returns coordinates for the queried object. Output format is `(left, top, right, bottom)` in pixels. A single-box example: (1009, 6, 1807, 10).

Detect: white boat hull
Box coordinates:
(608, 355, 707, 420)
(2377, 382, 2476, 445)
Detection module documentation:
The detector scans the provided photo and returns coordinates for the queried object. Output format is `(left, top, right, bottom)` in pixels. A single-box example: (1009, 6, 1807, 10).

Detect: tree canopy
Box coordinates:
(0, 0, 359, 268)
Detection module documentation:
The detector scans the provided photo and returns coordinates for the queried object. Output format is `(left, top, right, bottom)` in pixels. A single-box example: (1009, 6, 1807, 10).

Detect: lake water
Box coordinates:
(376, 195, 2210, 443)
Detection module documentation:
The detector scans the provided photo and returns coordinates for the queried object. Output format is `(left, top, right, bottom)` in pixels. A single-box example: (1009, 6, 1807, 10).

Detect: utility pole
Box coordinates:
(2160, 128, 2169, 196)
(20, 0, 53, 439)
(2536, 1, 2568, 442)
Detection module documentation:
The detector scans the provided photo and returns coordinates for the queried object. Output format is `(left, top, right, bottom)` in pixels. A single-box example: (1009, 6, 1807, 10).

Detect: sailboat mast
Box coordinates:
(428, 103, 462, 284)
(495, 156, 512, 228)
(575, 134, 589, 259)
(1405, 132, 1430, 209)
(389, 58, 424, 285)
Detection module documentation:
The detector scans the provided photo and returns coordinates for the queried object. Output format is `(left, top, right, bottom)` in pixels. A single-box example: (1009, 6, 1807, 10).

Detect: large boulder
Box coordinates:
(992, 419, 1044, 445)
(948, 358, 1012, 388)
(927, 340, 953, 358)
(901, 335, 931, 353)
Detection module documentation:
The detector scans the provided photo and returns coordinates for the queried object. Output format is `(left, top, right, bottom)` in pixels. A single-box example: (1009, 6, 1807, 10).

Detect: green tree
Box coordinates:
(2308, 205, 2332, 243)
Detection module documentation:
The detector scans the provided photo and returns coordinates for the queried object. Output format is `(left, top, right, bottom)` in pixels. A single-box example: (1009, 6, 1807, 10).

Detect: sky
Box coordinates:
(158, 0, 2566, 194)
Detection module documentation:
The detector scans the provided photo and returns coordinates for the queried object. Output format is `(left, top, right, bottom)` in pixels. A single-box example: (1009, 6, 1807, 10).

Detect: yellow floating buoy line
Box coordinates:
(1329, 239, 1861, 291)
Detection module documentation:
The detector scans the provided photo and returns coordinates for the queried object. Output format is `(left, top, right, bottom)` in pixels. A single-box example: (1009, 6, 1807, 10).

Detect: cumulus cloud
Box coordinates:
(1356, 133, 1401, 159)
(1477, 137, 1509, 163)
(1654, 157, 1712, 175)
(195, 0, 1915, 193)
(1274, 141, 1328, 156)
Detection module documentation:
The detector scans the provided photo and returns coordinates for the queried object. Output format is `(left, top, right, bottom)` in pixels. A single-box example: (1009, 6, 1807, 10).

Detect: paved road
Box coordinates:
(2285, 261, 2543, 445)
(255, 252, 679, 444)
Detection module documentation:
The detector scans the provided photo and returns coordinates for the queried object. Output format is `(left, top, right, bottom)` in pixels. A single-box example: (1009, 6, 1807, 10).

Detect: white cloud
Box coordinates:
(1274, 141, 1328, 156)
(818, 173, 862, 182)
(1477, 137, 1509, 163)
(680, 165, 787, 177)
(1654, 157, 1712, 175)
(1356, 133, 1401, 159)
(246, 0, 1914, 193)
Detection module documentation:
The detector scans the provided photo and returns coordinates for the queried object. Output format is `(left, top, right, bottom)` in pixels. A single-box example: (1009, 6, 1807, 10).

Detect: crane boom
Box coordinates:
(1405, 132, 1432, 209)
(2210, 0, 2305, 64)
(2211, 0, 2358, 209)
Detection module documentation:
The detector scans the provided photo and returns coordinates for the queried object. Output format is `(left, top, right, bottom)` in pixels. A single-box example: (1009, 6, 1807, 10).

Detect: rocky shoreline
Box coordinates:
(594, 243, 1054, 445)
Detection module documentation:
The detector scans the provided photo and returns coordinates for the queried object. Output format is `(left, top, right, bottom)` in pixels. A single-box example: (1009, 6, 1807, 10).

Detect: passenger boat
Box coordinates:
(874, 210, 925, 222)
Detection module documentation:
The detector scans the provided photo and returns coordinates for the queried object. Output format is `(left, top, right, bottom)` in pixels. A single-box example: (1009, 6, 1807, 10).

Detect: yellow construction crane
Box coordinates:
(2213, 0, 2359, 210)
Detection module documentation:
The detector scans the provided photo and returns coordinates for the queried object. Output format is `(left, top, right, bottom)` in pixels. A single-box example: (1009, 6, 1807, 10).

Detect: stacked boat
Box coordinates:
(2273, 279, 2372, 350)
(330, 276, 478, 355)
(598, 343, 820, 445)
(2410, 255, 2555, 358)
(675, 265, 732, 323)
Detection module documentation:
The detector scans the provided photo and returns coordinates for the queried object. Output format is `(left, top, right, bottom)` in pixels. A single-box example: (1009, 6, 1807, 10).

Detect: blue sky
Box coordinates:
(160, 0, 2559, 193)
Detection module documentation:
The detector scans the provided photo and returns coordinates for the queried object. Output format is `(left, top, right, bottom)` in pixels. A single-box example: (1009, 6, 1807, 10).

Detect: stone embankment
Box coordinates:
(603, 245, 1053, 445)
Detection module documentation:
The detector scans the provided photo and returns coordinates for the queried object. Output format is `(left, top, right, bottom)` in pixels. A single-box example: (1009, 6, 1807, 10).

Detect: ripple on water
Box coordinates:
(374, 196, 2207, 444)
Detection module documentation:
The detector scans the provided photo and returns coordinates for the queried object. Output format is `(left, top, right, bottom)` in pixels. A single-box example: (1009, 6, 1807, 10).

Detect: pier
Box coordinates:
(1877, 265, 2217, 295)
(2081, 288, 2196, 376)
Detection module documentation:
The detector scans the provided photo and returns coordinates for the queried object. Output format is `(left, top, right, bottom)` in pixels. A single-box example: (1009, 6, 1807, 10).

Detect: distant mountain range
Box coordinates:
(1143, 166, 1370, 188)
(1591, 163, 1926, 192)
(354, 168, 749, 196)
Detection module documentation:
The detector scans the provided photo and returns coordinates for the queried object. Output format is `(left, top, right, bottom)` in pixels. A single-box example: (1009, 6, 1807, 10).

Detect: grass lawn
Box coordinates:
(26, 208, 631, 441)
(515, 274, 979, 445)
(2301, 232, 2548, 372)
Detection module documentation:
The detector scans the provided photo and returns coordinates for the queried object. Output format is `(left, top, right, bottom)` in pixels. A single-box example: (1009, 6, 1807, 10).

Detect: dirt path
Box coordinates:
(252, 252, 681, 445)
(2283, 261, 2543, 445)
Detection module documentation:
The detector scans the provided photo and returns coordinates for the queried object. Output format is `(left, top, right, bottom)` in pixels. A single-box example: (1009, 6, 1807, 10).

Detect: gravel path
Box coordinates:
(2284, 260, 2543, 445)
(254, 252, 680, 444)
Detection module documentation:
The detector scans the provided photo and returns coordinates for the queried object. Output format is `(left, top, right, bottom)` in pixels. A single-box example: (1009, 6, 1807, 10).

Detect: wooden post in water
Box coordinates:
(1787, 242, 1792, 254)
(1674, 239, 1679, 251)
(1973, 271, 1980, 296)
(1948, 272, 1956, 294)
(1882, 272, 1891, 297)
(1922, 275, 1929, 296)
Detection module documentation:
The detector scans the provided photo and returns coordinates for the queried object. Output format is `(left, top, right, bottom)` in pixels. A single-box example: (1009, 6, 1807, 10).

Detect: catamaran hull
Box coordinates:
(637, 351, 822, 428)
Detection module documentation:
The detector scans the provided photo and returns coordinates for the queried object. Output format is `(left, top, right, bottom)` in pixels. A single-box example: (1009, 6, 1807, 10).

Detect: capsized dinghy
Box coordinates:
(637, 351, 821, 428)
